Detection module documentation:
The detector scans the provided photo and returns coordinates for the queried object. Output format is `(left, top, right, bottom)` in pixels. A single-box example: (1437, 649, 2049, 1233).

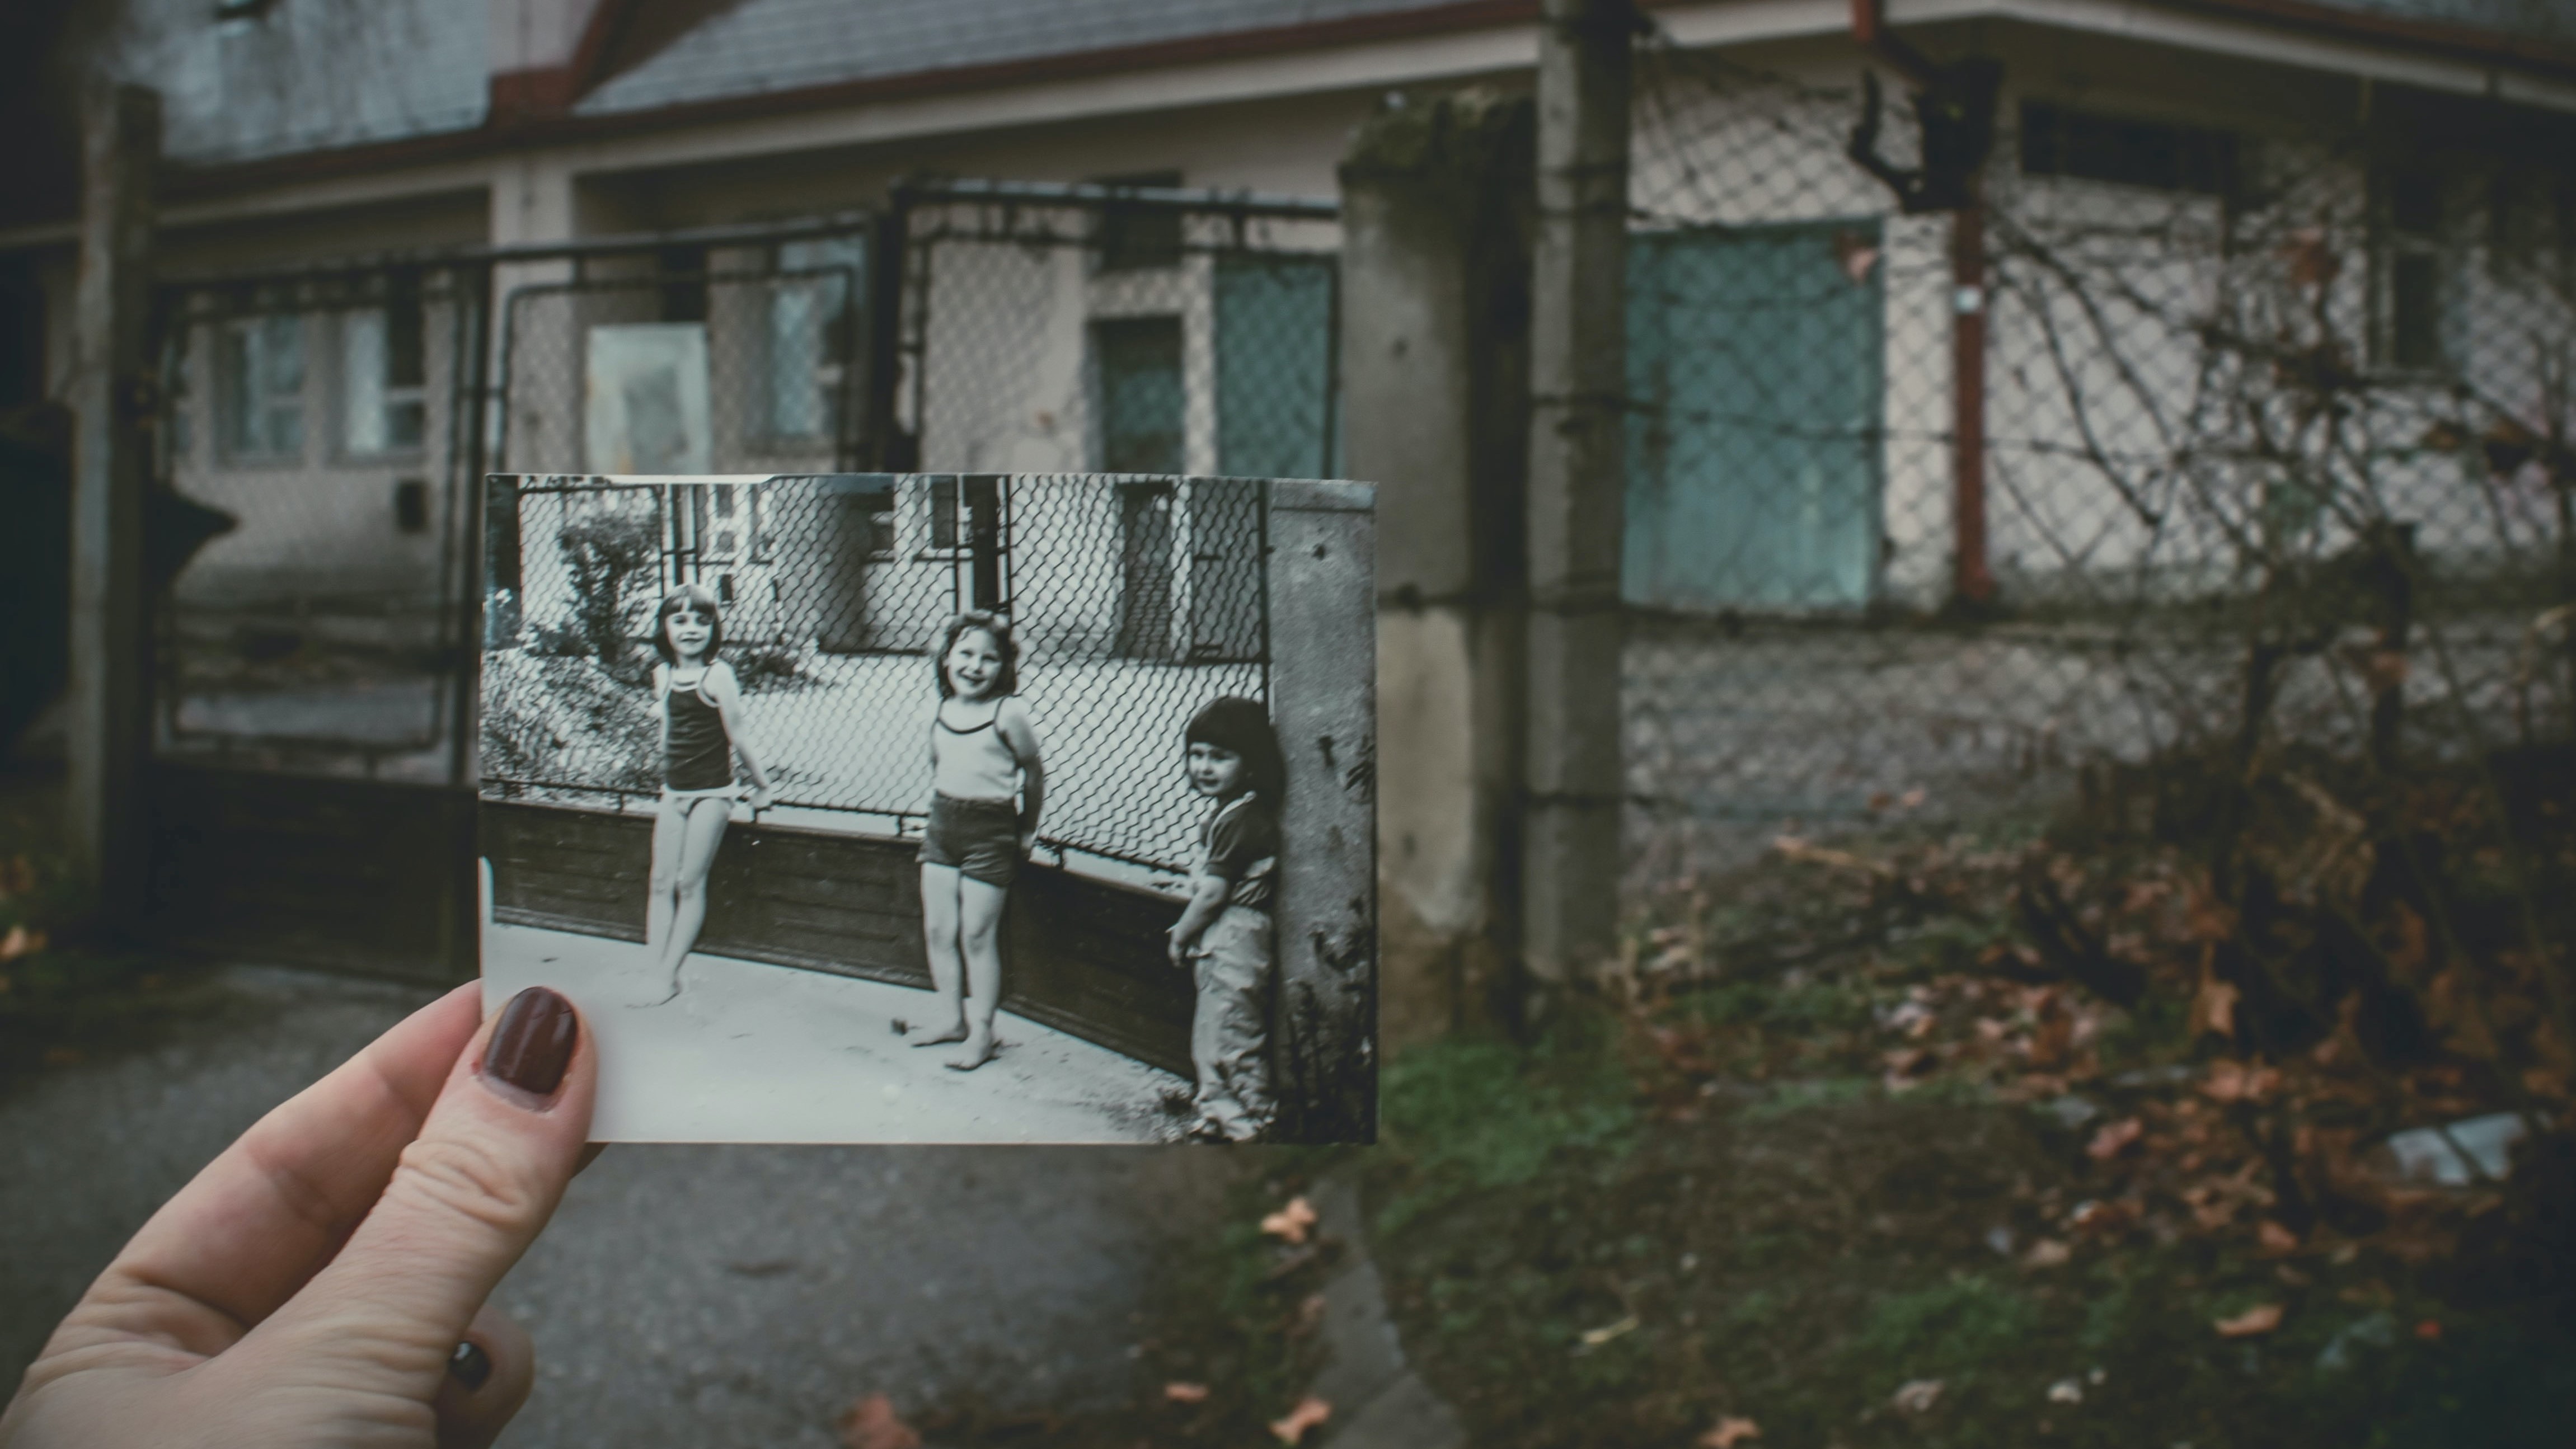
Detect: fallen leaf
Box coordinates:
(2194, 975, 2240, 1038)
(2200, 1061, 2280, 1103)
(0, 924, 44, 962)
(1163, 1381, 1210, 1404)
(1261, 1197, 1319, 1245)
(835, 1394, 922, 1449)
(1699, 1415, 1762, 1448)
(1291, 1293, 1327, 1336)
(1578, 1314, 1640, 1348)
(2086, 1117, 2144, 1160)
(2214, 1303, 2284, 1338)
(1269, 1395, 1331, 1444)
(2414, 1319, 2443, 1341)
(2023, 1238, 2073, 1268)
(2257, 1220, 2301, 1255)
(1890, 1379, 1945, 1414)
(2047, 1377, 2084, 1404)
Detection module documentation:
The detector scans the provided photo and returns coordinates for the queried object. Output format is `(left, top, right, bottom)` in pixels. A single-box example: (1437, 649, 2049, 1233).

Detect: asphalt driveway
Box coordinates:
(0, 964, 1241, 1445)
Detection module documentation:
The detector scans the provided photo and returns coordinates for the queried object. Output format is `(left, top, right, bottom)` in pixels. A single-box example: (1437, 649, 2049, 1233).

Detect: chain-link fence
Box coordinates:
(1621, 30, 2576, 879)
(890, 180, 1340, 481)
(480, 471, 1271, 875)
(152, 261, 488, 784)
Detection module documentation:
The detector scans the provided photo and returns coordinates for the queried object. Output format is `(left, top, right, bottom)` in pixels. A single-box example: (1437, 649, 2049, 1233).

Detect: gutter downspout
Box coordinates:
(1852, 0, 1996, 610)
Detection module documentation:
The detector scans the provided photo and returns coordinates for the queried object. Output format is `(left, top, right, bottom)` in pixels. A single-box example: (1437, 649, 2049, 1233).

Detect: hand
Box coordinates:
(750, 786, 777, 815)
(0, 984, 597, 1449)
(1167, 931, 1192, 970)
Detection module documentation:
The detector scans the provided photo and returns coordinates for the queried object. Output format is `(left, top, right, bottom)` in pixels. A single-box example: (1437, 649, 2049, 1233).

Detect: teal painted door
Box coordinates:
(1214, 255, 1335, 479)
(1626, 222, 1884, 611)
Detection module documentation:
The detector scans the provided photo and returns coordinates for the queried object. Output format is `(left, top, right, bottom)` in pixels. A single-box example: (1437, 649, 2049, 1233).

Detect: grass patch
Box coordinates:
(1376, 1012, 1639, 1235)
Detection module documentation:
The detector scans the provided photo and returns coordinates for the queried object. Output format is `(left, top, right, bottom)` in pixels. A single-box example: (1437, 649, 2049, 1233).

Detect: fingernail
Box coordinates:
(481, 986, 576, 1099)
(448, 1338, 492, 1391)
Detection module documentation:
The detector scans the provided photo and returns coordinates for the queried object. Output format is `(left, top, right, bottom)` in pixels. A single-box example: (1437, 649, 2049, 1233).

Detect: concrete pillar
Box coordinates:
(68, 82, 157, 924)
(1522, 0, 1631, 983)
(1266, 479, 1378, 1142)
(1337, 91, 1534, 1039)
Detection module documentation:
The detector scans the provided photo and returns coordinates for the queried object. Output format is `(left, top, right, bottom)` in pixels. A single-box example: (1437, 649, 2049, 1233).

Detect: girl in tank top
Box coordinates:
(909, 610, 1045, 1071)
(641, 584, 776, 1006)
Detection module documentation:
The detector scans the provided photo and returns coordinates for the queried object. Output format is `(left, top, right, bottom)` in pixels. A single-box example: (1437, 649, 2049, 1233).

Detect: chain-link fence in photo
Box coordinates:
(480, 472, 1270, 877)
(1620, 30, 2576, 883)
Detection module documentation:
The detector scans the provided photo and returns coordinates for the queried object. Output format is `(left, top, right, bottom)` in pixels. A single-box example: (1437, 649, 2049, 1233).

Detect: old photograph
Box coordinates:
(476, 472, 1376, 1144)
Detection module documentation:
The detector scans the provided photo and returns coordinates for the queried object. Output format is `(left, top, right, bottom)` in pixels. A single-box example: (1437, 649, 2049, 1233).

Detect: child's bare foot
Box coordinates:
(908, 1020, 970, 1047)
(630, 970, 685, 1008)
(943, 1030, 999, 1072)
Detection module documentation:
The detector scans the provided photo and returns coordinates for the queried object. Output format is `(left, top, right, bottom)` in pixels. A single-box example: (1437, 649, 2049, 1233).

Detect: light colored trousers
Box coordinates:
(1189, 905, 1276, 1141)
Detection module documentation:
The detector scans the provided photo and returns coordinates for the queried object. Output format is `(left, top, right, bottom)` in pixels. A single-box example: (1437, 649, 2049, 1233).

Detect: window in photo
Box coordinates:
(927, 476, 960, 553)
(341, 272, 426, 457)
(220, 313, 306, 462)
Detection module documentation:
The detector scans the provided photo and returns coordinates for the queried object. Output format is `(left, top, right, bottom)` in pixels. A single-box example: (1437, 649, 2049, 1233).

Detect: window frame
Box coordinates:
(335, 274, 429, 462)
(2371, 163, 2451, 376)
(217, 312, 309, 466)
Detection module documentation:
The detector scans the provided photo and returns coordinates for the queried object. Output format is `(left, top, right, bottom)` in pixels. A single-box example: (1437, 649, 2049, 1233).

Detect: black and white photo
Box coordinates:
(477, 471, 1377, 1144)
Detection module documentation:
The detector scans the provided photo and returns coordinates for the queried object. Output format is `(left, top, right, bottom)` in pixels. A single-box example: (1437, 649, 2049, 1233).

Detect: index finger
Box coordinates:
(48, 984, 484, 1359)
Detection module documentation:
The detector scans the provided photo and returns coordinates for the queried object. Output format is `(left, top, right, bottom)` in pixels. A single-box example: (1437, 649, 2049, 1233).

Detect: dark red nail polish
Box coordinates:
(482, 987, 576, 1099)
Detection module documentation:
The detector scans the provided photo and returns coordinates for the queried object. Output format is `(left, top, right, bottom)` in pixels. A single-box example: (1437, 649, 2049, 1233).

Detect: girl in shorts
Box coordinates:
(911, 610, 1045, 1071)
(643, 584, 775, 1005)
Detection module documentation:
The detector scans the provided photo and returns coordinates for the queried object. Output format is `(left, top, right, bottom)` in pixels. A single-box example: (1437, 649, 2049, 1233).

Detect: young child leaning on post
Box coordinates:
(1167, 696, 1284, 1144)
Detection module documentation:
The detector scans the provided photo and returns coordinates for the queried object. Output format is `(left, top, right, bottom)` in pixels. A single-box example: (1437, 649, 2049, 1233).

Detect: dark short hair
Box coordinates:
(933, 610, 1019, 699)
(1185, 695, 1284, 802)
(652, 585, 725, 665)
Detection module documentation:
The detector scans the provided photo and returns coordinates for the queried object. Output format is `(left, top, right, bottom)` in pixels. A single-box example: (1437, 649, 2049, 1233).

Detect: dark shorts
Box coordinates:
(920, 793, 1021, 887)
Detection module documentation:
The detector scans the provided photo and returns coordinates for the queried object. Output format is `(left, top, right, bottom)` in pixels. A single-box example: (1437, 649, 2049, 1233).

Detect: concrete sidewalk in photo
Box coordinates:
(0, 965, 1241, 1445)
(484, 921, 1189, 1143)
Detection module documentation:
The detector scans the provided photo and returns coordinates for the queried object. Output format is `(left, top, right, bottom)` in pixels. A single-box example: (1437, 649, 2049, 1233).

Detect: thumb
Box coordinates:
(237, 986, 595, 1404)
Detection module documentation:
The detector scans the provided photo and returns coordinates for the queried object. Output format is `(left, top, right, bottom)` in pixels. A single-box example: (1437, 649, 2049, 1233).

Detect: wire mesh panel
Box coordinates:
(152, 261, 487, 783)
(481, 471, 1269, 876)
(494, 249, 867, 476)
(891, 184, 1340, 482)
(1624, 31, 2576, 879)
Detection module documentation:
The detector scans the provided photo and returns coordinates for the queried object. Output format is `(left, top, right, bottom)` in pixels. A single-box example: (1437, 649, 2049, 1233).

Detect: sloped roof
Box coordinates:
(92, 0, 486, 165)
(60, 0, 2576, 171)
(574, 0, 1475, 117)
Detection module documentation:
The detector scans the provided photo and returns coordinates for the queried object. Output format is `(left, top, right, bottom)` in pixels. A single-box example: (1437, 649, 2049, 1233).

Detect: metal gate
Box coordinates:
(143, 257, 491, 976)
(140, 182, 1345, 1022)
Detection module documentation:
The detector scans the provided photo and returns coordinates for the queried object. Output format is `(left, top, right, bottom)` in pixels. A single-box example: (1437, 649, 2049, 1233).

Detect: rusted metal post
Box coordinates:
(1522, 0, 1632, 984)
(1951, 193, 1995, 608)
(68, 82, 159, 923)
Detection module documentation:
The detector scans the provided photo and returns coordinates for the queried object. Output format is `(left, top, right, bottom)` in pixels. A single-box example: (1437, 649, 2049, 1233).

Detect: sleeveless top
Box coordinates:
(932, 697, 1022, 802)
(661, 667, 734, 791)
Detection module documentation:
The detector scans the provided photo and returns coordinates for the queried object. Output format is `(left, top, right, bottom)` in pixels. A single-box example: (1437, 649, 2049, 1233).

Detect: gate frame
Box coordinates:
(135, 184, 1344, 982)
